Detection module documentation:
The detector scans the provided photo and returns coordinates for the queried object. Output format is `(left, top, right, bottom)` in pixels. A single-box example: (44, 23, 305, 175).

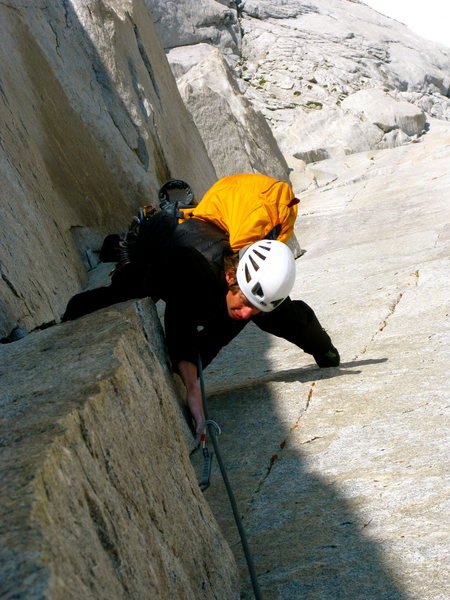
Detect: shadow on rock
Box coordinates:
(194, 352, 406, 600)
(209, 358, 388, 395)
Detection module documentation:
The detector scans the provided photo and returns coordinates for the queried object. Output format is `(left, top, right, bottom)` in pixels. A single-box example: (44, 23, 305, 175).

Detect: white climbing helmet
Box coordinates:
(236, 240, 296, 312)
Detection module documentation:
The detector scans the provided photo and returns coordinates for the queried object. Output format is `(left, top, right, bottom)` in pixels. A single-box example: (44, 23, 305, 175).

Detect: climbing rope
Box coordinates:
(197, 356, 263, 600)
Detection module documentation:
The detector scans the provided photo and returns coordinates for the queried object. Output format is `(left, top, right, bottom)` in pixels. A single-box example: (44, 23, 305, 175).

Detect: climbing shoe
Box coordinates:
(314, 347, 340, 368)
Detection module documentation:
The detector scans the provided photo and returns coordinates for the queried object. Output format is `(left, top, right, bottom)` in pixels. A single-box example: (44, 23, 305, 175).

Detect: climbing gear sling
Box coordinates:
(98, 179, 195, 266)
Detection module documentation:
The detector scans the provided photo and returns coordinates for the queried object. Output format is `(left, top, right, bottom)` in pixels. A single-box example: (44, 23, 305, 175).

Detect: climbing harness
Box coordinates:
(197, 356, 263, 600)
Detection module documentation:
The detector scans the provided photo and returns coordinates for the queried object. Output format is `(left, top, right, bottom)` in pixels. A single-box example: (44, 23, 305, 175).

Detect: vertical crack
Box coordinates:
(246, 381, 317, 505)
(359, 270, 419, 356)
(1, 266, 21, 299)
(131, 21, 161, 105)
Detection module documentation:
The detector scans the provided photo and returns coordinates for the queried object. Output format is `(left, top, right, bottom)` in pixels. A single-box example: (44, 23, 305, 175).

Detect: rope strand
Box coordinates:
(197, 355, 263, 600)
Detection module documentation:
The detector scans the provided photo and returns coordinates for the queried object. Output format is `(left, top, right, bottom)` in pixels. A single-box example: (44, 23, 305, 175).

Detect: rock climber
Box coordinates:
(63, 177, 340, 439)
(164, 226, 339, 440)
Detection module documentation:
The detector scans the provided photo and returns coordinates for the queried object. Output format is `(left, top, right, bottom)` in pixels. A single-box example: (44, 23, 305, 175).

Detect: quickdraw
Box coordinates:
(199, 420, 222, 491)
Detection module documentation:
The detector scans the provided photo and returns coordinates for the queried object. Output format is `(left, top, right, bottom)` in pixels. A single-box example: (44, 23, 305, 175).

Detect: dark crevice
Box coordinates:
(1, 270, 21, 299)
(132, 23, 161, 104)
(84, 492, 121, 571)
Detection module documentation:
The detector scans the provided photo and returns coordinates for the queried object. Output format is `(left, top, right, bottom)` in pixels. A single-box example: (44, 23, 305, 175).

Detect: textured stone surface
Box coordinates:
(0, 0, 216, 340)
(152, 0, 450, 163)
(239, 0, 450, 118)
(176, 48, 291, 181)
(145, 0, 241, 59)
(275, 87, 427, 164)
(341, 88, 426, 136)
(239, 0, 450, 161)
(2, 2, 450, 598)
(192, 119, 450, 598)
(283, 107, 386, 164)
(166, 43, 218, 79)
(0, 300, 238, 599)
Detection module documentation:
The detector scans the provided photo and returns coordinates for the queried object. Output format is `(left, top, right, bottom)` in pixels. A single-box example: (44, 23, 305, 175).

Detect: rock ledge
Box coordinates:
(0, 300, 238, 600)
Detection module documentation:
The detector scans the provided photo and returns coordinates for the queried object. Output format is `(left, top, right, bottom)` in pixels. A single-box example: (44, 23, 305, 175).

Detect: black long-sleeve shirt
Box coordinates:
(158, 216, 248, 370)
(161, 245, 247, 369)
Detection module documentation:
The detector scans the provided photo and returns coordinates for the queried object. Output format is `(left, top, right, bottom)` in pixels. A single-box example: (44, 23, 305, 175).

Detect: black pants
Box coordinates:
(62, 264, 157, 322)
(197, 297, 334, 369)
(253, 298, 333, 357)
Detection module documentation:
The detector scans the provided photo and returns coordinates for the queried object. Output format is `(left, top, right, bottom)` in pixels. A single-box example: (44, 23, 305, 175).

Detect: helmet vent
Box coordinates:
(271, 298, 284, 309)
(254, 250, 267, 260)
(252, 282, 264, 299)
(249, 255, 260, 271)
(244, 264, 251, 283)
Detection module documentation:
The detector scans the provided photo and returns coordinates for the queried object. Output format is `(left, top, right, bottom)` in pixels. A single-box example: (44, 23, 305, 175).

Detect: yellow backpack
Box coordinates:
(181, 173, 299, 251)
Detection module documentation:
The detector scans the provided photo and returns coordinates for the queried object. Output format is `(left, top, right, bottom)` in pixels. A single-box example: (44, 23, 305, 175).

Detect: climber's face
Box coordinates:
(225, 270, 261, 320)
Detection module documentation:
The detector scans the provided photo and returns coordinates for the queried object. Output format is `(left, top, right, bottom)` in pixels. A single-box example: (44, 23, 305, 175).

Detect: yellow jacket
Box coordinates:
(181, 174, 299, 251)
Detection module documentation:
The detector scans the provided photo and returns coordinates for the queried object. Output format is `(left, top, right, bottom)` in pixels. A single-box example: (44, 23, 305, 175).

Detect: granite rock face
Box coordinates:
(2, 1, 449, 598)
(0, 0, 216, 340)
(239, 0, 450, 116)
(176, 48, 291, 181)
(239, 0, 449, 158)
(145, 0, 241, 61)
(0, 2, 240, 596)
(147, 1, 292, 179)
(341, 89, 426, 137)
(0, 300, 239, 599)
(148, 0, 450, 166)
(277, 87, 427, 164)
(194, 118, 450, 599)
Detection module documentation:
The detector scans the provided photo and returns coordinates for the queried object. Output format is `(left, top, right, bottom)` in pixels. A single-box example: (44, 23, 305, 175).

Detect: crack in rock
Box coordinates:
(1, 268, 21, 299)
(359, 270, 420, 356)
(300, 435, 323, 445)
(247, 381, 317, 507)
